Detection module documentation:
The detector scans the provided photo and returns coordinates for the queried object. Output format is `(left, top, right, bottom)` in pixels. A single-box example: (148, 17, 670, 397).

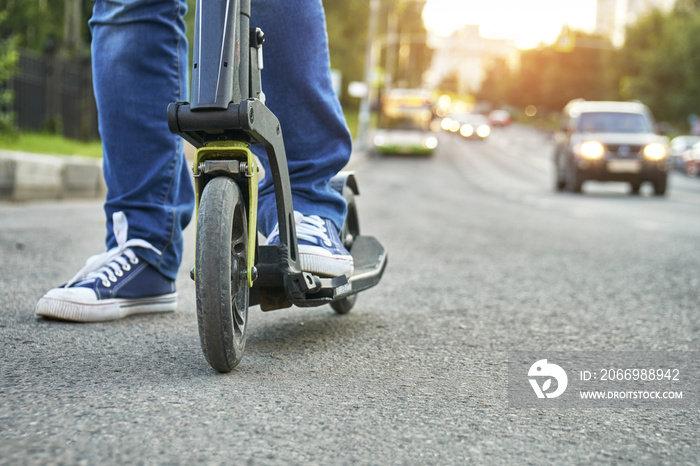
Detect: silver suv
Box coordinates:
(553, 100, 670, 195)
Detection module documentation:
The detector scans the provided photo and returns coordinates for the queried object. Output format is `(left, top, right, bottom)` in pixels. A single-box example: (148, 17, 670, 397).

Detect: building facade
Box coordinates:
(426, 25, 517, 95)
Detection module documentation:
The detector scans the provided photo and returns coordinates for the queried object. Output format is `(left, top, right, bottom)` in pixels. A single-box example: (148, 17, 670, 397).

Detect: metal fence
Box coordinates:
(8, 49, 99, 141)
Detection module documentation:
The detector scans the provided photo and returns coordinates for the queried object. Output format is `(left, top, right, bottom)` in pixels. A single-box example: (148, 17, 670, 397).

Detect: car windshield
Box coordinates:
(451, 113, 488, 125)
(380, 90, 433, 131)
(577, 112, 652, 134)
(381, 112, 431, 130)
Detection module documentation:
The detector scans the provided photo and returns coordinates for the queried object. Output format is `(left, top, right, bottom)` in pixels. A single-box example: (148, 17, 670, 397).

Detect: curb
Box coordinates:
(0, 150, 106, 202)
(0, 146, 368, 203)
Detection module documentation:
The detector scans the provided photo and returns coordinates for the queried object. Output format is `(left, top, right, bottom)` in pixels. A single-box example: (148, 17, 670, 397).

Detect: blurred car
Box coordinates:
(440, 115, 461, 133)
(372, 130, 438, 156)
(553, 100, 670, 195)
(488, 109, 512, 127)
(373, 89, 438, 156)
(448, 113, 491, 140)
(669, 135, 700, 171)
(685, 141, 700, 176)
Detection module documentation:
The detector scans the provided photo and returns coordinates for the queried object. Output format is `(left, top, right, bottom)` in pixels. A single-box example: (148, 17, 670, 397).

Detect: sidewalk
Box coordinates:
(0, 150, 106, 202)
(0, 144, 369, 202)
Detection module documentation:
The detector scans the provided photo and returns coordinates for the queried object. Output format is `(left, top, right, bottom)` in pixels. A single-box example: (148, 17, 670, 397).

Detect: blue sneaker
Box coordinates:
(35, 212, 177, 322)
(266, 211, 354, 277)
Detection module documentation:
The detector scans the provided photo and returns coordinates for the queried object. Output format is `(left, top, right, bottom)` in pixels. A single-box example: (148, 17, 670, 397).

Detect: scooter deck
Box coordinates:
(251, 234, 387, 311)
(344, 235, 388, 295)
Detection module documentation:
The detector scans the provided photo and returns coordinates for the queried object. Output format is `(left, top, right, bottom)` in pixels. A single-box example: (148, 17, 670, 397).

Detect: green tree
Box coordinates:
(675, 0, 700, 13)
(323, 0, 432, 105)
(323, 0, 371, 105)
(477, 57, 512, 108)
(183, 0, 380, 107)
(381, 0, 431, 89)
(1, 0, 62, 52)
(498, 31, 618, 114)
(618, 6, 700, 124)
(0, 0, 91, 55)
(0, 11, 19, 135)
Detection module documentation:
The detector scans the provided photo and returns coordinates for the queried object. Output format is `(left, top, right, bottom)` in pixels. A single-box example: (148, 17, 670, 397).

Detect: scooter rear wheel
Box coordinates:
(196, 176, 249, 372)
(331, 184, 360, 315)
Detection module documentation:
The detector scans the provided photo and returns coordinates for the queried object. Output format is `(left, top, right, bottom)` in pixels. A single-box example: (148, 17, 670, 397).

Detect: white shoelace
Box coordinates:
(66, 211, 162, 288)
(266, 211, 332, 247)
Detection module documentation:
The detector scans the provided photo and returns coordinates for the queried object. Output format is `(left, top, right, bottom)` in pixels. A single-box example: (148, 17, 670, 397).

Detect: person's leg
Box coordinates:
(92, 0, 193, 280)
(251, 0, 354, 277)
(36, 0, 193, 322)
(251, 0, 352, 236)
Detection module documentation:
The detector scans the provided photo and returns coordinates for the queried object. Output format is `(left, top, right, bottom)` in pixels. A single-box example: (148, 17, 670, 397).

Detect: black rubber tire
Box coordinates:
(554, 155, 566, 192)
(630, 181, 641, 195)
(555, 175, 566, 192)
(330, 185, 359, 315)
(195, 176, 249, 372)
(653, 175, 668, 196)
(566, 161, 583, 193)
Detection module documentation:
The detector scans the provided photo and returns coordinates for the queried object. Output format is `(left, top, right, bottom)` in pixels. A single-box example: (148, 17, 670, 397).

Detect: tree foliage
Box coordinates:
(0, 0, 92, 55)
(477, 58, 512, 109)
(619, 6, 700, 123)
(1, 0, 63, 52)
(478, 6, 700, 127)
(0, 11, 19, 135)
(323, 0, 370, 105)
(1, 0, 432, 112)
(382, 0, 432, 89)
(323, 0, 431, 105)
(478, 31, 619, 114)
(187, 0, 430, 106)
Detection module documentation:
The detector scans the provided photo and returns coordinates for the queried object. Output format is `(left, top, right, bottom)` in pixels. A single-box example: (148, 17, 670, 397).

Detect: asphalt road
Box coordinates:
(2, 125, 699, 464)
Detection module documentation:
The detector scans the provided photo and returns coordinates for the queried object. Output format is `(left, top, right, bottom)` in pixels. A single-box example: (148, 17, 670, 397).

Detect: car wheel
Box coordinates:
(630, 181, 641, 195)
(554, 155, 566, 191)
(555, 177, 566, 192)
(566, 161, 583, 193)
(653, 175, 668, 196)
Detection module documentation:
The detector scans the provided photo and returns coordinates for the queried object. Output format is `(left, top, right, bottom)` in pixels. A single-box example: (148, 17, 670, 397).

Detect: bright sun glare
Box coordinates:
(422, 0, 597, 49)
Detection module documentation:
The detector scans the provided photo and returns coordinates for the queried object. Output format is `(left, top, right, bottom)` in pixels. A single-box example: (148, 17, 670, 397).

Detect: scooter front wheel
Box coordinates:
(195, 176, 249, 372)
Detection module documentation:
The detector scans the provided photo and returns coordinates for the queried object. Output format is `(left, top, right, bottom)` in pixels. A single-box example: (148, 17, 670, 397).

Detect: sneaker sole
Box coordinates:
(298, 248, 354, 278)
(35, 293, 177, 323)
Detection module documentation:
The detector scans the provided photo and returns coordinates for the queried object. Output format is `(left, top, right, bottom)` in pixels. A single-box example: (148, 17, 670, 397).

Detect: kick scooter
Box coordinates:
(167, 0, 387, 372)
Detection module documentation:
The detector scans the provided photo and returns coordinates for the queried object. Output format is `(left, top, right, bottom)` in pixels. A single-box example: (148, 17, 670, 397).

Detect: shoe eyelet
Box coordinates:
(102, 280, 111, 287)
(115, 269, 123, 277)
(123, 264, 131, 272)
(109, 275, 117, 282)
(130, 257, 139, 265)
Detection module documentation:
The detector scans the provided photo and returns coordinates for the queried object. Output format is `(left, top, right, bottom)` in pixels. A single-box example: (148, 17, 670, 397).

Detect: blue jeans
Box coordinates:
(89, 0, 351, 280)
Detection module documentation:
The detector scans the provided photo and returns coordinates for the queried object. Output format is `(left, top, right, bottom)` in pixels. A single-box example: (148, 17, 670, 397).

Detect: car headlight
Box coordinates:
(423, 136, 438, 149)
(460, 124, 474, 137)
(579, 141, 605, 159)
(644, 143, 667, 160)
(476, 125, 491, 138)
(373, 135, 386, 147)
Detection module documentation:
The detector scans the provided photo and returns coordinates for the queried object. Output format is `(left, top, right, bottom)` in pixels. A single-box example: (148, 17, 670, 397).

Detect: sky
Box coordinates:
(422, 0, 598, 49)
